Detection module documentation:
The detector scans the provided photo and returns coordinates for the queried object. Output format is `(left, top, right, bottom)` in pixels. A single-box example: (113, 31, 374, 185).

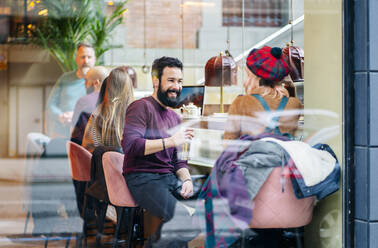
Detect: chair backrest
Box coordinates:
(102, 152, 137, 207)
(66, 141, 92, 181)
(249, 167, 314, 228)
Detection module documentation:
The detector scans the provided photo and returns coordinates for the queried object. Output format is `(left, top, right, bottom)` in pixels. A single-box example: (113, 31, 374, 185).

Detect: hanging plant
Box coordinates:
(31, 0, 127, 72)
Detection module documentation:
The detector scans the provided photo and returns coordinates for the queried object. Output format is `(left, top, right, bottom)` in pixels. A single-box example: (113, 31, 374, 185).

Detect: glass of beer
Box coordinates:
(181, 141, 190, 160)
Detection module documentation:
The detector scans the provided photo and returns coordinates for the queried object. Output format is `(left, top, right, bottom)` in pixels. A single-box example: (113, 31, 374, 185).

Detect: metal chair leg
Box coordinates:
(24, 210, 31, 234)
(65, 233, 71, 248)
(113, 207, 126, 248)
(135, 208, 144, 248)
(44, 234, 49, 248)
(81, 194, 88, 248)
(95, 202, 108, 248)
(126, 208, 136, 248)
(294, 227, 304, 248)
(75, 233, 81, 248)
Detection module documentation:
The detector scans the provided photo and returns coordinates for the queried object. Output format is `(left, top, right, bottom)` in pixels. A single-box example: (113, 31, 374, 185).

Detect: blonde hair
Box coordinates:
(259, 84, 289, 98)
(94, 66, 134, 147)
(245, 68, 289, 98)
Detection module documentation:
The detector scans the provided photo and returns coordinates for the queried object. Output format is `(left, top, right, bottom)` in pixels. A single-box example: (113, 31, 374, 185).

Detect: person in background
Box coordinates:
(122, 56, 196, 248)
(70, 66, 108, 145)
(82, 66, 134, 153)
(222, 46, 303, 247)
(46, 43, 96, 138)
(224, 46, 302, 141)
(71, 66, 108, 128)
(69, 67, 108, 217)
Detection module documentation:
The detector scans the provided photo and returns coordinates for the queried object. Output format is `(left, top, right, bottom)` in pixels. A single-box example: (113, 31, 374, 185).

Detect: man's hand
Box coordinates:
(58, 111, 74, 125)
(169, 128, 194, 147)
(180, 180, 193, 199)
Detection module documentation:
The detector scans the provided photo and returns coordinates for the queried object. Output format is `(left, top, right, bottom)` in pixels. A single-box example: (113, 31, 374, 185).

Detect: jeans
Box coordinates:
(125, 173, 198, 248)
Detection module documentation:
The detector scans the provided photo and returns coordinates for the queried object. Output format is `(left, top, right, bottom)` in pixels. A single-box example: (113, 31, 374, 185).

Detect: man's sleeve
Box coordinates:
(46, 77, 64, 118)
(122, 101, 148, 157)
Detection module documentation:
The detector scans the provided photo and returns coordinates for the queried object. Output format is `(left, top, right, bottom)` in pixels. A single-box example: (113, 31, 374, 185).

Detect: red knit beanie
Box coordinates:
(246, 46, 290, 82)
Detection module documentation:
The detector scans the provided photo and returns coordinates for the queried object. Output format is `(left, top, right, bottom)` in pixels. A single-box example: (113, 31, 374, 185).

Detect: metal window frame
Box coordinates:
(342, 0, 354, 247)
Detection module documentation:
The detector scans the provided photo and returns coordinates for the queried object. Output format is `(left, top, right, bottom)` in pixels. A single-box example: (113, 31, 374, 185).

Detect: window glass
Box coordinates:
(0, 1, 342, 247)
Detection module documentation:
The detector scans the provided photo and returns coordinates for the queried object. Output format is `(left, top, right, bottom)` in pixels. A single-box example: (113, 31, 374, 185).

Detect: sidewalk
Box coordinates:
(0, 159, 206, 247)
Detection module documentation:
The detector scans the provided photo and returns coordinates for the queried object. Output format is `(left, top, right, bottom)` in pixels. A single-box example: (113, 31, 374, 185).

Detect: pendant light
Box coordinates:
(282, 0, 304, 83)
(181, 0, 184, 63)
(141, 0, 149, 74)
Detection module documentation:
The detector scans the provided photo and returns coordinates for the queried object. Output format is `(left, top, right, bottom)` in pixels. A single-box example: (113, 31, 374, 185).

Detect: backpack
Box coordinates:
(251, 94, 294, 139)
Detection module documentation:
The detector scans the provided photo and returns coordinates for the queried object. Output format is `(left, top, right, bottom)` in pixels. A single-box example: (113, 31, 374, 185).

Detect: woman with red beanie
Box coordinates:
(224, 46, 303, 140)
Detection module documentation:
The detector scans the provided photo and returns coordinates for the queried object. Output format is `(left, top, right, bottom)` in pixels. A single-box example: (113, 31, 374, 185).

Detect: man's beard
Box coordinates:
(81, 66, 90, 76)
(157, 83, 181, 108)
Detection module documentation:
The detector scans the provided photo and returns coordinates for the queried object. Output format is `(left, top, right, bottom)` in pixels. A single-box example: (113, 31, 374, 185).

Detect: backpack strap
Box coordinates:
(251, 94, 289, 134)
(272, 96, 289, 121)
(251, 94, 271, 112)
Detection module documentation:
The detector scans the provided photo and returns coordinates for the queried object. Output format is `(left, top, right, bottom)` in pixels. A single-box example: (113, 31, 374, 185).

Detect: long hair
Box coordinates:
(96, 76, 108, 106)
(94, 66, 134, 147)
(258, 78, 288, 98)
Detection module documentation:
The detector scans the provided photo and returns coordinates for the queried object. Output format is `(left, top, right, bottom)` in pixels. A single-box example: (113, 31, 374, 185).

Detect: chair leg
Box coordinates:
(294, 227, 304, 248)
(135, 208, 144, 247)
(44, 234, 49, 248)
(24, 209, 31, 234)
(75, 233, 81, 248)
(126, 208, 136, 248)
(95, 202, 108, 248)
(81, 194, 88, 248)
(65, 233, 71, 248)
(113, 207, 126, 248)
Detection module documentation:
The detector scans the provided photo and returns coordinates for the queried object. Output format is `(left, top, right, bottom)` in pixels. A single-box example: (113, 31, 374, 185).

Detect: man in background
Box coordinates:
(31, 43, 96, 236)
(46, 43, 96, 139)
(70, 66, 108, 145)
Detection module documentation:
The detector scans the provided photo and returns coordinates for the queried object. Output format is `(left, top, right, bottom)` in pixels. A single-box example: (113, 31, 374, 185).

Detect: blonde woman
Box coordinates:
(224, 46, 302, 140)
(82, 66, 134, 153)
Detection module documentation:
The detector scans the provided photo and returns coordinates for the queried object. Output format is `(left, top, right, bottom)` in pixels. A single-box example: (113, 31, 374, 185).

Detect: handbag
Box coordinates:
(283, 45, 304, 82)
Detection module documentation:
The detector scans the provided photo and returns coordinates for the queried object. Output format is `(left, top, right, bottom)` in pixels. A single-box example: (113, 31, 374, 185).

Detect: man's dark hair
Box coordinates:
(151, 56, 183, 82)
(77, 42, 94, 50)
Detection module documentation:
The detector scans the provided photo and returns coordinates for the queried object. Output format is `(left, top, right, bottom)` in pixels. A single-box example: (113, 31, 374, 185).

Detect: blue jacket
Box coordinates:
(290, 143, 340, 200)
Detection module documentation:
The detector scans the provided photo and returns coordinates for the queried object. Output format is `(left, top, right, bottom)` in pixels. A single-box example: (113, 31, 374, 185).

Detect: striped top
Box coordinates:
(82, 107, 120, 153)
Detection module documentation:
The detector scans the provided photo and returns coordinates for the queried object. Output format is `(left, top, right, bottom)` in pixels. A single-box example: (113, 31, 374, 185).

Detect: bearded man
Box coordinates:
(46, 43, 96, 138)
(122, 57, 196, 248)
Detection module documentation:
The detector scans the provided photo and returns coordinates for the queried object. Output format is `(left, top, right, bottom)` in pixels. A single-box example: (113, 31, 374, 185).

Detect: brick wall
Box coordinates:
(124, 0, 202, 49)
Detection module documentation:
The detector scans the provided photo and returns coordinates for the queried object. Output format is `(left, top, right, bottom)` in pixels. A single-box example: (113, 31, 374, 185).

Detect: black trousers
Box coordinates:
(125, 173, 198, 248)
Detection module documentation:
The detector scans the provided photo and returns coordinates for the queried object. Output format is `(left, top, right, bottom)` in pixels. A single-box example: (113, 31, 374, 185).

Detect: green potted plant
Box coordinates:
(32, 0, 127, 72)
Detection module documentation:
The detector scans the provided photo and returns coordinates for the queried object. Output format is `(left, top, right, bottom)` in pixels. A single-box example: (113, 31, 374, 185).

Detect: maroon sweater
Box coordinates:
(122, 96, 187, 174)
